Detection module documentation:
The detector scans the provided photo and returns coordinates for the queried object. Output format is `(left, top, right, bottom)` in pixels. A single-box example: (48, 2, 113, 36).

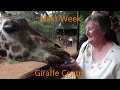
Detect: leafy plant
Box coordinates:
(79, 15, 86, 39)
(8, 59, 19, 64)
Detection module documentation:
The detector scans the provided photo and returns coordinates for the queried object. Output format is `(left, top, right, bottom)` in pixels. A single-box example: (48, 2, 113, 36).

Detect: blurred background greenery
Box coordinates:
(6, 11, 120, 42)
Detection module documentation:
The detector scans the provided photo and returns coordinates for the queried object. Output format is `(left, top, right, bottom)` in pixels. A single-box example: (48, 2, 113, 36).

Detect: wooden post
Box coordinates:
(77, 11, 80, 51)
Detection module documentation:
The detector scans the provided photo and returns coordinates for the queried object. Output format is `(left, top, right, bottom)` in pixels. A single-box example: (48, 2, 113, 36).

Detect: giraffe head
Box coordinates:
(0, 11, 71, 68)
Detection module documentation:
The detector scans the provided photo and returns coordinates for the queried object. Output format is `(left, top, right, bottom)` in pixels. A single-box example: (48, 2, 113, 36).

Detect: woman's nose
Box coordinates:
(86, 29, 90, 36)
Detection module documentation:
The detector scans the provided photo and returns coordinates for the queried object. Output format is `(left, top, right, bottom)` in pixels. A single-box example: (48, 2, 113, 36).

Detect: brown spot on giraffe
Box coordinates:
(4, 43, 9, 50)
(11, 45, 22, 53)
(0, 49, 7, 58)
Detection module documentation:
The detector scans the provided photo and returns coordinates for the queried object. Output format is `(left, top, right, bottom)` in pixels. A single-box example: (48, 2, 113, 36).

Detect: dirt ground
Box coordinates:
(0, 42, 77, 79)
(63, 42, 77, 54)
(0, 60, 46, 79)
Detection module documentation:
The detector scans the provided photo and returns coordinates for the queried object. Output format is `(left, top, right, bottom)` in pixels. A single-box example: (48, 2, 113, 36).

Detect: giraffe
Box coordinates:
(0, 11, 71, 69)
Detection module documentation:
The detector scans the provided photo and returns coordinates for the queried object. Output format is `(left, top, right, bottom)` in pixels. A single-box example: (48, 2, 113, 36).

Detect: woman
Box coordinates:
(70, 11, 118, 61)
(63, 12, 120, 79)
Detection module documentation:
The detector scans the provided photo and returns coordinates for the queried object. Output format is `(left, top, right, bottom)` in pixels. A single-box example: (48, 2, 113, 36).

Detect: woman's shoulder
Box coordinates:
(111, 43, 120, 63)
(81, 41, 88, 48)
(114, 43, 120, 51)
(79, 41, 89, 54)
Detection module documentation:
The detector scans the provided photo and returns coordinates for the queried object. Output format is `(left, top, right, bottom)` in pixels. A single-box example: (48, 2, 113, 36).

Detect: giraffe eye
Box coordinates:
(3, 24, 18, 34)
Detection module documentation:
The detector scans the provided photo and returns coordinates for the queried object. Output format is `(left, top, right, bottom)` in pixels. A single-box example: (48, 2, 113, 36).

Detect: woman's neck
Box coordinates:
(92, 39, 108, 52)
(91, 39, 114, 63)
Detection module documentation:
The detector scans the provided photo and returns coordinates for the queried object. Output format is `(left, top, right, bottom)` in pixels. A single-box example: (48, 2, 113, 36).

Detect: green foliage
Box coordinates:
(8, 59, 19, 64)
(62, 35, 69, 41)
(29, 21, 55, 40)
(7, 11, 120, 43)
(114, 11, 120, 24)
(79, 15, 86, 39)
(80, 11, 91, 19)
(30, 21, 43, 32)
(62, 11, 78, 28)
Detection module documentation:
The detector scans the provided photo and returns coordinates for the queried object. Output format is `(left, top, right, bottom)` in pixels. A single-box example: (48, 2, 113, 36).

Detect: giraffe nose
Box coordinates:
(3, 25, 18, 34)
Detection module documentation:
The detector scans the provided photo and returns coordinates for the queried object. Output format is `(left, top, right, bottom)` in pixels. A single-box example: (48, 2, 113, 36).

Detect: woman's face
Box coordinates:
(85, 20, 105, 44)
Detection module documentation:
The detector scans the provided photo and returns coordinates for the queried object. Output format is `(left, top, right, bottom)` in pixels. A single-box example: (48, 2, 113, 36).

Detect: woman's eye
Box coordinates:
(86, 27, 94, 31)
